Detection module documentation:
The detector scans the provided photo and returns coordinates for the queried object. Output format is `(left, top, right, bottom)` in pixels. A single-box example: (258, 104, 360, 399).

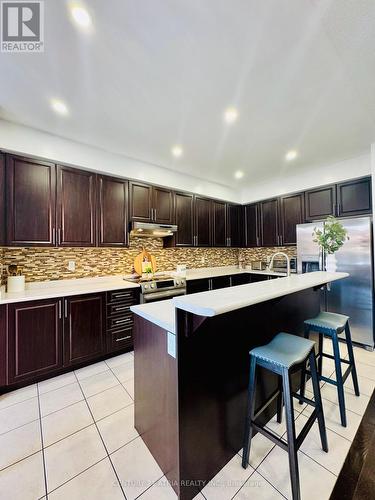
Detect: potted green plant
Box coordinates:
(312, 216, 349, 271)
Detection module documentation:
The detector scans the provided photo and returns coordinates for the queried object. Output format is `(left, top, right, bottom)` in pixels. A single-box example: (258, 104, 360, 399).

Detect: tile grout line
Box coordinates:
(72, 370, 128, 500)
(36, 383, 49, 499)
(104, 359, 134, 401)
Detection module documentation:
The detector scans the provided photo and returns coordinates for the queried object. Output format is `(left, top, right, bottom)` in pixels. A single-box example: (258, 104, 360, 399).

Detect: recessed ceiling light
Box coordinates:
(285, 150, 298, 161)
(224, 107, 238, 124)
(171, 145, 183, 158)
(50, 99, 69, 116)
(234, 170, 244, 179)
(70, 5, 92, 29)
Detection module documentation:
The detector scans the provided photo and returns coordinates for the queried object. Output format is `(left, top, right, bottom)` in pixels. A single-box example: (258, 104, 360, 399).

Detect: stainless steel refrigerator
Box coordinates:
(297, 216, 374, 350)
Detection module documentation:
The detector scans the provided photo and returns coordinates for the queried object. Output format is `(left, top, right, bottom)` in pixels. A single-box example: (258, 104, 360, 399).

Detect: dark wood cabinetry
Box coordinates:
(227, 204, 245, 247)
(279, 192, 304, 246)
(231, 273, 252, 286)
(0, 154, 5, 246)
(130, 182, 153, 222)
(57, 166, 96, 246)
(259, 198, 280, 246)
(106, 288, 139, 352)
(64, 293, 105, 366)
(245, 203, 259, 247)
(153, 187, 174, 224)
(304, 184, 336, 221)
(212, 201, 227, 247)
(174, 192, 195, 246)
(336, 177, 372, 217)
(6, 155, 56, 246)
(186, 278, 210, 294)
(7, 299, 62, 383)
(98, 175, 128, 247)
(211, 276, 231, 289)
(195, 196, 212, 247)
(130, 182, 173, 224)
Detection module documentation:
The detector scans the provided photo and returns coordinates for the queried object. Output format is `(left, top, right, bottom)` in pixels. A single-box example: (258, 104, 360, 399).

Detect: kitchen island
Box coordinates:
(131, 272, 348, 499)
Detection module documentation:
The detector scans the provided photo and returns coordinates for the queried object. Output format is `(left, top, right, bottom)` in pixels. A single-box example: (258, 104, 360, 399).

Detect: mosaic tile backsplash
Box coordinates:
(0, 238, 296, 283)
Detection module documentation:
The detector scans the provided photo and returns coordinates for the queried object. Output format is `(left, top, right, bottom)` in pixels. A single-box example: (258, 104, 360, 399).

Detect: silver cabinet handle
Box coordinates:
(116, 335, 131, 342)
(112, 292, 131, 299)
(154, 208, 157, 221)
(58, 300, 62, 319)
(64, 299, 68, 318)
(52, 228, 56, 245)
(114, 318, 132, 325)
(113, 305, 129, 312)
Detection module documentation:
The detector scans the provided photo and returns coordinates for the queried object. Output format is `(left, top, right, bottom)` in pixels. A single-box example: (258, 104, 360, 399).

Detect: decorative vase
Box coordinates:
(325, 253, 337, 272)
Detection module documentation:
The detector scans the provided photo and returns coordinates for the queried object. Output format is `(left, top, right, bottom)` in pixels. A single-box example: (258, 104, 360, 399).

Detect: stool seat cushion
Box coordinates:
(305, 311, 349, 333)
(250, 333, 315, 369)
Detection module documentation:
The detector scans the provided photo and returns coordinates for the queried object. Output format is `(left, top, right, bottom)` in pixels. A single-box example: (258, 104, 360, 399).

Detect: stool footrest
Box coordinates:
(291, 391, 315, 407)
(252, 422, 288, 452)
(296, 410, 318, 449)
(320, 352, 350, 365)
(253, 388, 280, 421)
(342, 365, 352, 383)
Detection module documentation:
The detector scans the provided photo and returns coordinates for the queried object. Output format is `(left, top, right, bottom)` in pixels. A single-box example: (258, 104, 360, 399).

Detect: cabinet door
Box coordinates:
(130, 182, 153, 222)
(245, 203, 259, 247)
(304, 185, 336, 221)
(6, 155, 56, 246)
(186, 278, 210, 294)
(211, 276, 231, 289)
(195, 196, 212, 247)
(57, 166, 96, 246)
(98, 175, 128, 247)
(231, 273, 251, 286)
(174, 192, 194, 246)
(153, 187, 173, 224)
(212, 201, 227, 247)
(337, 177, 372, 217)
(8, 299, 62, 383)
(227, 204, 245, 247)
(64, 293, 105, 366)
(0, 154, 5, 246)
(280, 192, 304, 246)
(259, 199, 279, 247)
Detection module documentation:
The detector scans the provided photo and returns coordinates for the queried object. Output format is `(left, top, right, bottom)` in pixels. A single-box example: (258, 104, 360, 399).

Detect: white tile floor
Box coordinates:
(0, 341, 374, 500)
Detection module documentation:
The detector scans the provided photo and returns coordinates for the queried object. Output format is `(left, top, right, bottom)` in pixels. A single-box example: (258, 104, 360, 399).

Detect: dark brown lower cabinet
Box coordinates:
(211, 276, 231, 289)
(186, 278, 210, 294)
(64, 293, 105, 366)
(7, 299, 63, 384)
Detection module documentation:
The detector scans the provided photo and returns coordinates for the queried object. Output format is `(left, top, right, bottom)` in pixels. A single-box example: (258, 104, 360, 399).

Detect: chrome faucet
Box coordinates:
(269, 252, 291, 277)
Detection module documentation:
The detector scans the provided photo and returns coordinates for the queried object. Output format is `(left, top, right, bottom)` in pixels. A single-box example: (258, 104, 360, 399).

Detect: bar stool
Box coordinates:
(299, 312, 360, 427)
(242, 333, 328, 500)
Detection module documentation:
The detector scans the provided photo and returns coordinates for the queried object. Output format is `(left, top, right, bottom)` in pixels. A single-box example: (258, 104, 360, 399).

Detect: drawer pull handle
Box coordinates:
(113, 293, 131, 298)
(116, 335, 131, 342)
(114, 306, 129, 311)
(114, 318, 132, 325)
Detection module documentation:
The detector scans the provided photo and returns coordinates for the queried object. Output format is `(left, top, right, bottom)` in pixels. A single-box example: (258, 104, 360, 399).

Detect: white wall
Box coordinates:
(0, 120, 239, 202)
(240, 153, 371, 203)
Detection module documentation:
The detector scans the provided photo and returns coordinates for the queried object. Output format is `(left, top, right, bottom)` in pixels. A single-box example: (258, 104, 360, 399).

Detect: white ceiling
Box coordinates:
(1, 0, 375, 189)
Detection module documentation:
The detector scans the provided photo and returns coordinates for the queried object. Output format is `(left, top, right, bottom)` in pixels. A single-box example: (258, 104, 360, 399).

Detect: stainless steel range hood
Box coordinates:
(130, 221, 177, 238)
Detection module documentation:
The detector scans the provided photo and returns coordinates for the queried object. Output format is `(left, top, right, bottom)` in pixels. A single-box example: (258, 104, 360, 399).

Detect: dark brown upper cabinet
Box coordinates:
(153, 186, 174, 224)
(0, 153, 5, 246)
(195, 196, 212, 247)
(212, 200, 227, 247)
(7, 299, 63, 384)
(279, 192, 305, 246)
(130, 182, 173, 224)
(227, 204, 245, 247)
(130, 181, 153, 222)
(6, 154, 56, 246)
(98, 175, 128, 247)
(245, 203, 260, 247)
(174, 192, 194, 246)
(57, 166, 96, 247)
(336, 177, 372, 217)
(304, 184, 336, 221)
(259, 198, 280, 247)
(63, 293, 105, 366)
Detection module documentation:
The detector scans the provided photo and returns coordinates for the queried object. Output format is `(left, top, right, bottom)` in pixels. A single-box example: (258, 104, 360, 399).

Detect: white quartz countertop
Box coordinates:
(172, 272, 349, 318)
(131, 300, 176, 333)
(182, 266, 286, 280)
(0, 276, 139, 305)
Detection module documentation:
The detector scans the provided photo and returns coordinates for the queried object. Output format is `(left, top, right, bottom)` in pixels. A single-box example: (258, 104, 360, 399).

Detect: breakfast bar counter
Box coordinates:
(131, 272, 348, 499)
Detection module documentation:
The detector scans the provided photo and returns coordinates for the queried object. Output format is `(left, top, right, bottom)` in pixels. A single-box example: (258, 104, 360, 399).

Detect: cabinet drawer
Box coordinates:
(107, 314, 133, 330)
(107, 303, 132, 317)
(108, 327, 133, 352)
(107, 289, 137, 304)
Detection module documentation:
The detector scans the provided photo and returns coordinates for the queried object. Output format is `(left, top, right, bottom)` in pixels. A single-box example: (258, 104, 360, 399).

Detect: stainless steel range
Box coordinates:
(123, 275, 186, 303)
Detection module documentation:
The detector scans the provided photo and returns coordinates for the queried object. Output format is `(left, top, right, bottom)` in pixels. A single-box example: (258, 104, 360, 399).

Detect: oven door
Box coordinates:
(141, 288, 186, 303)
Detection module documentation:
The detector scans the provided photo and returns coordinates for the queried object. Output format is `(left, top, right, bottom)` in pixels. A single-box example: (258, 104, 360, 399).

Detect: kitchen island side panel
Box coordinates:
(176, 287, 321, 500)
(133, 318, 179, 494)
